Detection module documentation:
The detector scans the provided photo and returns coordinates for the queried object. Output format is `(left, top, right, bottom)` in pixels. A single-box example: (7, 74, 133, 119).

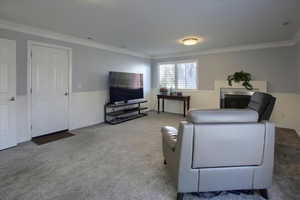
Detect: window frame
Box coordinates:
(158, 59, 199, 91)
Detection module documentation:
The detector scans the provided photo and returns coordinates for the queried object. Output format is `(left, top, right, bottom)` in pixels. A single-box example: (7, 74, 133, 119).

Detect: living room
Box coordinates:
(0, 0, 299, 200)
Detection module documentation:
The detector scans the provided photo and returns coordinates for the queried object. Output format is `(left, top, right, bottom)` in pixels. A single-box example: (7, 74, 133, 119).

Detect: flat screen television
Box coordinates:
(109, 71, 144, 103)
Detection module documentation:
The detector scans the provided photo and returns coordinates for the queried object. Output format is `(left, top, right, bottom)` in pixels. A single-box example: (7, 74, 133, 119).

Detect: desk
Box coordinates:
(157, 95, 191, 117)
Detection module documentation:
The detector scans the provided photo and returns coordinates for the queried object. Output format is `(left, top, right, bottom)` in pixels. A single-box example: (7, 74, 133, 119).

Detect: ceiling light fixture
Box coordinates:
(179, 36, 203, 46)
(87, 36, 94, 40)
(282, 21, 290, 26)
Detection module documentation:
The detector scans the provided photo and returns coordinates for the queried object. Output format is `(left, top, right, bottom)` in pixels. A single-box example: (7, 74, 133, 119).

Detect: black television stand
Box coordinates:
(104, 99, 148, 125)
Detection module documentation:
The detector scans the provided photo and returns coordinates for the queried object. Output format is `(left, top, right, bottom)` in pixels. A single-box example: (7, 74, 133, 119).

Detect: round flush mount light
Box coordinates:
(87, 36, 95, 40)
(179, 36, 204, 46)
(281, 21, 290, 26)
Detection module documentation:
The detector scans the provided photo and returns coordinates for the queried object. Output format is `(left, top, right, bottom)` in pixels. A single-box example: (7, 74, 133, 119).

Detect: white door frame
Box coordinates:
(27, 41, 72, 138)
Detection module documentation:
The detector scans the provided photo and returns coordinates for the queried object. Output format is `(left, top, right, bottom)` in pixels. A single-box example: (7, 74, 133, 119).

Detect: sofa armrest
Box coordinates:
(161, 126, 178, 150)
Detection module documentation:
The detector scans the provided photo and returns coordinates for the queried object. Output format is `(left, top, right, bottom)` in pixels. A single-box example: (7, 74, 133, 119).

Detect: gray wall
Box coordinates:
(152, 46, 298, 93)
(0, 29, 151, 96)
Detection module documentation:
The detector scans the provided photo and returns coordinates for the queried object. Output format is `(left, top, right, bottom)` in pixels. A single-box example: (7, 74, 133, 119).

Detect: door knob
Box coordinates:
(10, 97, 15, 101)
(64, 92, 69, 96)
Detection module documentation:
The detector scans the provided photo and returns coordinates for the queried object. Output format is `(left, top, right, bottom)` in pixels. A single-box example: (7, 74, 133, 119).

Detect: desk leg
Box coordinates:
(162, 98, 165, 112)
(157, 98, 160, 113)
(183, 100, 186, 117)
(187, 98, 190, 111)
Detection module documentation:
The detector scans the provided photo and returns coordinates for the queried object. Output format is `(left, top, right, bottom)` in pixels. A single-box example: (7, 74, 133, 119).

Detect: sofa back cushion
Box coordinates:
(187, 109, 258, 124)
(192, 123, 265, 168)
(248, 92, 276, 121)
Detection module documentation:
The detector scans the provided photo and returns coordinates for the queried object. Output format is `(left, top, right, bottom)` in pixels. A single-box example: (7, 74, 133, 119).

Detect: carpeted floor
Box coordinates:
(272, 128, 300, 200)
(0, 112, 299, 200)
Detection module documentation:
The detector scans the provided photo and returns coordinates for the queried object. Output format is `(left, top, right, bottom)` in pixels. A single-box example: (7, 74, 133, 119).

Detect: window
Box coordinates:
(159, 61, 197, 89)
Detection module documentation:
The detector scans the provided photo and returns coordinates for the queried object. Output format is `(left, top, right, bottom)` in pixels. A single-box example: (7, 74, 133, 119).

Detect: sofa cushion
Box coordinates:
(187, 109, 258, 124)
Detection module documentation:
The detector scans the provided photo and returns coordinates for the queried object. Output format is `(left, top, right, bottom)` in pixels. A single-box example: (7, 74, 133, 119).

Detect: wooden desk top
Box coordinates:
(157, 94, 190, 100)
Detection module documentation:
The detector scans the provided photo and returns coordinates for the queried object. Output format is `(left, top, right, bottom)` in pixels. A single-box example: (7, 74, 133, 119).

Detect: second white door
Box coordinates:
(0, 38, 16, 150)
(31, 44, 70, 137)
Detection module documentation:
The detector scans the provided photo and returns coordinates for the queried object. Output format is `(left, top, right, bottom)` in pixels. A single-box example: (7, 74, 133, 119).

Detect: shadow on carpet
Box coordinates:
(183, 191, 264, 200)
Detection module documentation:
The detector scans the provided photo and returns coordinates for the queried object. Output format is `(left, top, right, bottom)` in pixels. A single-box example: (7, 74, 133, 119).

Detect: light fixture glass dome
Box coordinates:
(179, 36, 203, 46)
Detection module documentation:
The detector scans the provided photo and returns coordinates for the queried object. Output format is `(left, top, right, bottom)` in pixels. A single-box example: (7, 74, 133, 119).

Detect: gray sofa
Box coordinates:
(161, 109, 275, 200)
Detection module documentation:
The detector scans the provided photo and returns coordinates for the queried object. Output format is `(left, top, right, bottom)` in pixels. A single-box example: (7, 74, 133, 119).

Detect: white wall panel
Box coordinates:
(69, 91, 104, 130)
(16, 95, 29, 143)
(14, 90, 300, 144)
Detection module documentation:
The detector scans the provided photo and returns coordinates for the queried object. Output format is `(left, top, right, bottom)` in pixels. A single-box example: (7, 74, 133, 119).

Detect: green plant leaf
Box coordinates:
(227, 70, 253, 90)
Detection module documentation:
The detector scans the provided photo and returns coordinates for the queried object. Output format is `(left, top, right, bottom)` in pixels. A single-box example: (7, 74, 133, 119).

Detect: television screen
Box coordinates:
(109, 71, 144, 103)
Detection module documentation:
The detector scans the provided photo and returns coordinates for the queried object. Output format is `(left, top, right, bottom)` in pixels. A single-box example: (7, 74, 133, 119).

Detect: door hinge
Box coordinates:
(30, 125, 32, 130)
(30, 88, 32, 93)
(30, 51, 32, 58)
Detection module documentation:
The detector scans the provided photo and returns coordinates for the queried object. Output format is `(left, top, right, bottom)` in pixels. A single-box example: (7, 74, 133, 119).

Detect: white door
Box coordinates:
(0, 39, 16, 150)
(31, 44, 69, 137)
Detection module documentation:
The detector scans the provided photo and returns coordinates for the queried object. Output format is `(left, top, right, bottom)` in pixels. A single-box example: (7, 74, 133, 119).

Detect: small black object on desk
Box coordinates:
(157, 94, 190, 117)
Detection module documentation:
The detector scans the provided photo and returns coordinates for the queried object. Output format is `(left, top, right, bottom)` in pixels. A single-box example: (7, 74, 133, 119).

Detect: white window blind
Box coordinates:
(177, 62, 197, 89)
(159, 61, 197, 89)
(159, 64, 176, 88)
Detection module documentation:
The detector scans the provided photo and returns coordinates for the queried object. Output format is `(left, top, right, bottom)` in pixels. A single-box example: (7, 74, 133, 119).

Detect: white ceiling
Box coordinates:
(0, 0, 299, 57)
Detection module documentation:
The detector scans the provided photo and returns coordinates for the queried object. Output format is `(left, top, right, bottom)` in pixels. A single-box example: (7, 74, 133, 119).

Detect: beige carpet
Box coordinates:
(0, 112, 299, 200)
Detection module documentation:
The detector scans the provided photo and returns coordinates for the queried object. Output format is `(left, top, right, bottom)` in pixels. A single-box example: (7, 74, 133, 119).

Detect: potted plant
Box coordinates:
(159, 87, 168, 95)
(227, 71, 253, 90)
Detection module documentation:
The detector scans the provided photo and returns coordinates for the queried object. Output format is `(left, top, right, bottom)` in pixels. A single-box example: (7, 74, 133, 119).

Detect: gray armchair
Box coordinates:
(161, 109, 275, 200)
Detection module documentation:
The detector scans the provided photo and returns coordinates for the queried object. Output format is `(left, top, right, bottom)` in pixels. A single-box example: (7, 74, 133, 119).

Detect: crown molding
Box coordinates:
(0, 19, 298, 60)
(151, 40, 295, 59)
(0, 19, 150, 58)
